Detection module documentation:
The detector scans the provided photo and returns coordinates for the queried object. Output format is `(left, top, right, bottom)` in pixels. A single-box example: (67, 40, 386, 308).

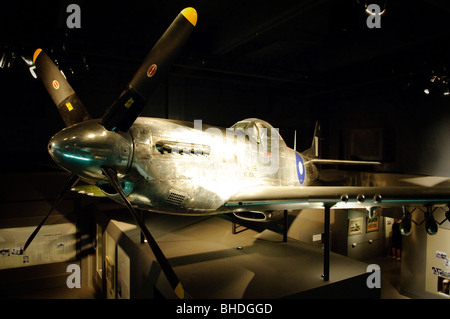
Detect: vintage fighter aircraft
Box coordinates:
(23, 7, 450, 298)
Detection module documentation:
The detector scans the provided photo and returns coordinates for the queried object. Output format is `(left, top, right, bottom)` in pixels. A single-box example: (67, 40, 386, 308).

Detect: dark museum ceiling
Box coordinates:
(1, 0, 450, 173)
(2, 0, 450, 98)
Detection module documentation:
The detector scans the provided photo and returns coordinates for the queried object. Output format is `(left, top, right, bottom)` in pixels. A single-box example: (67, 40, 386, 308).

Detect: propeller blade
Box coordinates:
(100, 7, 197, 132)
(101, 167, 185, 299)
(23, 174, 80, 252)
(33, 49, 91, 127)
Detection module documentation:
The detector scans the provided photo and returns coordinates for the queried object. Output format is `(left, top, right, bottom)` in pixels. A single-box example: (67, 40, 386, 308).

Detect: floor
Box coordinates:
(13, 215, 410, 299)
(20, 259, 408, 299)
(19, 285, 96, 299)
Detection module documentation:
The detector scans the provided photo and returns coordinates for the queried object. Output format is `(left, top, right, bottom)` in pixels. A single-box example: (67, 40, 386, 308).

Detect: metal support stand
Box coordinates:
(323, 205, 331, 281)
(232, 218, 237, 234)
(231, 215, 248, 235)
(283, 210, 288, 242)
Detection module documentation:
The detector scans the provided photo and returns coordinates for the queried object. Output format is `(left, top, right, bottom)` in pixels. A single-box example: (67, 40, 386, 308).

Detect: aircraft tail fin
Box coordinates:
(302, 121, 381, 165)
(293, 130, 297, 151)
(302, 121, 320, 158)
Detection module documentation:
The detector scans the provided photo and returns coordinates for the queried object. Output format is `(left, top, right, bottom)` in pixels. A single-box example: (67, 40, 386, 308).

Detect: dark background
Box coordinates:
(1, 0, 449, 177)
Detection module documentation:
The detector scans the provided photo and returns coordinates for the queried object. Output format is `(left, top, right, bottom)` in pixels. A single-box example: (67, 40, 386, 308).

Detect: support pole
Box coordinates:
(323, 205, 331, 281)
(231, 216, 248, 235)
(283, 210, 288, 242)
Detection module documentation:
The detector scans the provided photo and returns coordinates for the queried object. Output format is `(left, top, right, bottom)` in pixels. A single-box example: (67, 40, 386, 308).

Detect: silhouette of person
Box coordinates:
(392, 219, 402, 261)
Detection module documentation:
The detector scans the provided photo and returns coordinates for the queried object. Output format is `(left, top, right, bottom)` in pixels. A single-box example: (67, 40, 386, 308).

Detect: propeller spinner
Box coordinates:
(47, 119, 133, 182)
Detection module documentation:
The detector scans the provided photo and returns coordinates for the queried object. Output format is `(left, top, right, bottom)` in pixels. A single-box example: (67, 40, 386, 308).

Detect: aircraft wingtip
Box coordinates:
(181, 7, 197, 26)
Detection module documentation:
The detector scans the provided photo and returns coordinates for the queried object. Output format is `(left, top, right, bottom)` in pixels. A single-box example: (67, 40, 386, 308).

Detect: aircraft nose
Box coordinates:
(48, 132, 92, 165)
(48, 120, 133, 181)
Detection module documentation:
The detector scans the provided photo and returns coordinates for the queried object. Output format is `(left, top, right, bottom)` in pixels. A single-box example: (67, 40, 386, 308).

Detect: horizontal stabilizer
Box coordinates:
(310, 159, 381, 165)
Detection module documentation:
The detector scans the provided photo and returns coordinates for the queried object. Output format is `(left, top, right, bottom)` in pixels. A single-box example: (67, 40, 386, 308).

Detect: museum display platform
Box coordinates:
(0, 172, 381, 299)
(97, 206, 379, 299)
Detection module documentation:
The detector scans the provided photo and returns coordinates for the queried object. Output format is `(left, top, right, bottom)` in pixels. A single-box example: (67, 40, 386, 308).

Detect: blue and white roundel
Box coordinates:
(295, 153, 305, 184)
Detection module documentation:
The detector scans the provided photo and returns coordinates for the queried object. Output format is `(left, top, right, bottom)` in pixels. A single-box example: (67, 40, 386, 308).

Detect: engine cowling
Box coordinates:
(233, 210, 285, 222)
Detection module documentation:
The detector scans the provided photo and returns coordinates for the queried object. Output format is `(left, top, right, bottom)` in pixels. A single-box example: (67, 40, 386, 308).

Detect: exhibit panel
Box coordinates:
(0, 172, 97, 297)
(95, 224, 103, 280)
(401, 208, 450, 299)
(105, 232, 116, 299)
(425, 228, 450, 298)
(346, 210, 386, 260)
(0, 223, 76, 270)
(287, 208, 387, 261)
(117, 245, 130, 299)
(92, 205, 171, 299)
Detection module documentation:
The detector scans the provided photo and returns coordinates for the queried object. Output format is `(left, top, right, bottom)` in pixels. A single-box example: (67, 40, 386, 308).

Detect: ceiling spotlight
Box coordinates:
(365, 2, 387, 16)
(425, 206, 438, 235)
(400, 218, 412, 236)
(430, 75, 440, 83)
(7, 51, 16, 68)
(28, 66, 37, 79)
(425, 215, 438, 235)
(21, 55, 37, 79)
(0, 52, 6, 69)
(367, 206, 379, 219)
(21, 55, 34, 66)
(441, 76, 449, 96)
(400, 206, 412, 236)
(423, 70, 450, 95)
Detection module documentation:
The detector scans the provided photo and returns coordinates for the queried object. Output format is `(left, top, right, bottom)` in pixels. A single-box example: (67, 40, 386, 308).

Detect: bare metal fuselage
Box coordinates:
(48, 117, 318, 215)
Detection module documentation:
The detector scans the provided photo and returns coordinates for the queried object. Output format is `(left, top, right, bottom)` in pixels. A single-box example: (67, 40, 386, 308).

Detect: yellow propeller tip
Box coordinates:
(175, 282, 185, 299)
(181, 7, 197, 26)
(33, 48, 42, 63)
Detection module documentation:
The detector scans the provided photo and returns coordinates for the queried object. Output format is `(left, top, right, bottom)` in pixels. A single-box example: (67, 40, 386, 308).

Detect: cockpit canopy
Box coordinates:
(229, 118, 284, 144)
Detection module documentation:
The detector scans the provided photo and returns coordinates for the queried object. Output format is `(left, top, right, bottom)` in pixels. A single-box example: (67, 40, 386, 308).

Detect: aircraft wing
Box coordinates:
(225, 185, 450, 211)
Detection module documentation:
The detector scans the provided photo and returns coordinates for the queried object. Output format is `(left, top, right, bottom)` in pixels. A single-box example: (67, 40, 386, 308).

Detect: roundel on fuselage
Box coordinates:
(295, 152, 305, 184)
